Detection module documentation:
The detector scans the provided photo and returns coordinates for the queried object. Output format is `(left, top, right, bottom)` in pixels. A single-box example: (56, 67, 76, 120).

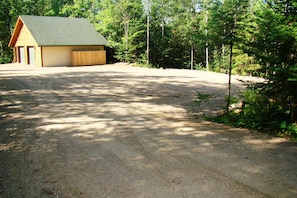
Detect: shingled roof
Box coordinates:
(9, 15, 108, 47)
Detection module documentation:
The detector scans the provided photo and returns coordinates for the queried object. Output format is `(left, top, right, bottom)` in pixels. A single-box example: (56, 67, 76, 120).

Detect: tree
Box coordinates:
(172, 0, 205, 69)
(149, 0, 173, 68)
(146, 0, 151, 65)
(60, 0, 99, 19)
(215, 0, 297, 137)
(0, 0, 13, 63)
(96, 0, 145, 63)
(210, 0, 250, 113)
(46, 0, 73, 16)
(116, 0, 145, 62)
(246, 0, 297, 122)
(205, 3, 209, 71)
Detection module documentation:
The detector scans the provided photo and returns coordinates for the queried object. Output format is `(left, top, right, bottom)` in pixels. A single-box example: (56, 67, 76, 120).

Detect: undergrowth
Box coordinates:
(212, 88, 297, 140)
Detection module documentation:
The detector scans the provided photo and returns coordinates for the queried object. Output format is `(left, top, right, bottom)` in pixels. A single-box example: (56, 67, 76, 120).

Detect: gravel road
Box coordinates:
(0, 63, 296, 198)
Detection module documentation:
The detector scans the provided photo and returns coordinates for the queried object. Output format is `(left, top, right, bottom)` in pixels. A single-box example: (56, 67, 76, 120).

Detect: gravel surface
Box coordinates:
(0, 63, 296, 198)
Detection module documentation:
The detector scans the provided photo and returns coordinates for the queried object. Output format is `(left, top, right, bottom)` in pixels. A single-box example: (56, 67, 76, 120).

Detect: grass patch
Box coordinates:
(193, 92, 211, 107)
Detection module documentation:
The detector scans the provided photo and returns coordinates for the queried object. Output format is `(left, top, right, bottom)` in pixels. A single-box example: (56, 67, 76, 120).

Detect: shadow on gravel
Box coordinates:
(1, 69, 297, 197)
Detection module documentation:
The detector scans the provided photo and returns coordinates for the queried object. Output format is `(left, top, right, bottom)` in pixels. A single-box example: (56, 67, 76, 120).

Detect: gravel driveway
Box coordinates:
(0, 63, 296, 197)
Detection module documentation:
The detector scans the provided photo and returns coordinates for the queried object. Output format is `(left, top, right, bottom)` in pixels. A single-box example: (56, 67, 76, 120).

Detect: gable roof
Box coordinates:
(9, 15, 108, 47)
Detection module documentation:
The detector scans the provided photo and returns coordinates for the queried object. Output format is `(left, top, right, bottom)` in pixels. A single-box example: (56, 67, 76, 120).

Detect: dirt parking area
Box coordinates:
(0, 63, 296, 197)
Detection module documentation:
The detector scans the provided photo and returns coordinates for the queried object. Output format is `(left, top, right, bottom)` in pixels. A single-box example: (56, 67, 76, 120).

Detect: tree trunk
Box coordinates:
(191, 45, 194, 70)
(291, 81, 297, 122)
(147, 0, 150, 65)
(161, 11, 165, 68)
(123, 9, 129, 62)
(226, 43, 233, 114)
(222, 44, 225, 71)
(205, 9, 209, 71)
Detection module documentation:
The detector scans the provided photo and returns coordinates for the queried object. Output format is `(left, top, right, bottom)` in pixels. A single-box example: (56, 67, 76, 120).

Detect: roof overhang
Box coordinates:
(8, 16, 23, 47)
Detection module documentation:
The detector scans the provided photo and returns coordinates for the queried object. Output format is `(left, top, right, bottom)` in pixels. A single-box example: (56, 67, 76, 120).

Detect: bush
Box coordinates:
(214, 85, 295, 139)
(280, 122, 297, 140)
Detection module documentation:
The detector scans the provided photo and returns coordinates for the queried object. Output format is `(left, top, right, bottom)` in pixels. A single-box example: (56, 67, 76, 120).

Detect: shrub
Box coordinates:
(214, 84, 296, 139)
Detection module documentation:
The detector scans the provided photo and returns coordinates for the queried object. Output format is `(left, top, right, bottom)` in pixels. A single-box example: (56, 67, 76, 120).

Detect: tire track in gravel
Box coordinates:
(1, 64, 296, 198)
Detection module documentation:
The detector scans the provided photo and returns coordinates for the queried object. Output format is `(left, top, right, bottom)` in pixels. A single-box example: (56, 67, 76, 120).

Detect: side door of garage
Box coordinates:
(19, 47, 25, 64)
(28, 47, 35, 65)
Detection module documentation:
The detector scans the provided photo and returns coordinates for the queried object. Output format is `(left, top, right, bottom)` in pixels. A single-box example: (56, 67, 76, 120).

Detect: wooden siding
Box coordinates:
(13, 24, 38, 65)
(72, 46, 104, 51)
(71, 50, 106, 66)
(15, 25, 37, 46)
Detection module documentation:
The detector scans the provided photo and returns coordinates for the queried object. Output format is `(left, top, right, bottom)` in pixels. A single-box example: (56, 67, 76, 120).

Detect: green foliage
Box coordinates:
(212, 0, 297, 139)
(60, 0, 99, 18)
(215, 82, 296, 139)
(0, 0, 265, 72)
(135, 53, 155, 68)
(238, 88, 287, 129)
(194, 63, 206, 71)
(96, 0, 146, 63)
(232, 48, 261, 76)
(245, 2, 297, 73)
(193, 92, 211, 107)
(211, 47, 261, 76)
(0, 0, 12, 63)
(280, 122, 297, 140)
(211, 47, 229, 73)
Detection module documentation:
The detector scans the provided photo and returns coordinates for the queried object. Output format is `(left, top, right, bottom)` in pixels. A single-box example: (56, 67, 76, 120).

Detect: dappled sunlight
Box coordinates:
(243, 138, 280, 150)
(0, 142, 16, 151)
(244, 136, 290, 146)
(193, 131, 216, 138)
(1, 65, 296, 197)
(240, 131, 297, 155)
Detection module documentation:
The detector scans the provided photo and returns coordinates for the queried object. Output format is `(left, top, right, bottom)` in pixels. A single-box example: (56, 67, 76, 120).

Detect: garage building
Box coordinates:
(9, 15, 108, 67)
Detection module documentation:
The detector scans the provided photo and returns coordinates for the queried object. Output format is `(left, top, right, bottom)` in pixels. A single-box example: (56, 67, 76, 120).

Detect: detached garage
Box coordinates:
(9, 15, 108, 67)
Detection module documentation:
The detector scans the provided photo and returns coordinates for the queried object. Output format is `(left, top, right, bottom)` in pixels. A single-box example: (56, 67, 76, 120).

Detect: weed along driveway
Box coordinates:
(0, 63, 297, 197)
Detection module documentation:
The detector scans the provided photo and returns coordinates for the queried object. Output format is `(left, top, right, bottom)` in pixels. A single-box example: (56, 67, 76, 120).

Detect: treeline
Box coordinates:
(0, 1, 286, 73)
(0, 1, 295, 73)
(1, 0, 297, 137)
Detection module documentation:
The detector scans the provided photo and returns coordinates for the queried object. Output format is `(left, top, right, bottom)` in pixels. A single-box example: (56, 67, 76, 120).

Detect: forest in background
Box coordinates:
(0, 0, 293, 73)
(0, 0, 297, 138)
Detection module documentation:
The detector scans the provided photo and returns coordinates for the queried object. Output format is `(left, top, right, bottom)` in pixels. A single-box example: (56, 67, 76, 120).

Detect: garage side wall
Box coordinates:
(42, 46, 104, 67)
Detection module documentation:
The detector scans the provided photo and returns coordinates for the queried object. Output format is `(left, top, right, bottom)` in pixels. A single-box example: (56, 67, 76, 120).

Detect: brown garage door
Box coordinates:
(71, 50, 106, 66)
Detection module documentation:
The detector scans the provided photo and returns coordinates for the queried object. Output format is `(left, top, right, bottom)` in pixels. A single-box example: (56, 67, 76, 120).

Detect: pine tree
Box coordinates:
(210, 0, 250, 113)
(246, 0, 297, 122)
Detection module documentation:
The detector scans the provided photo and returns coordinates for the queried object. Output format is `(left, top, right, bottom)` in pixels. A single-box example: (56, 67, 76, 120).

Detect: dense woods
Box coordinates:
(0, 0, 296, 138)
